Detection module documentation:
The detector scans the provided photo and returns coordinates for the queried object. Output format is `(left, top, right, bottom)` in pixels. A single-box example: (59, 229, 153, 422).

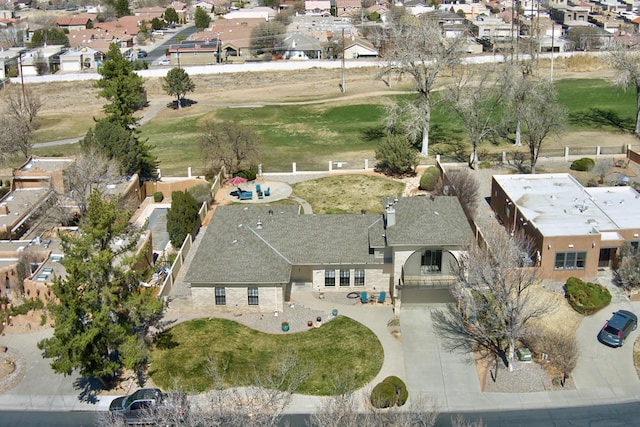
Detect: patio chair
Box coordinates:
(378, 291, 386, 304)
(360, 292, 368, 304)
(264, 187, 271, 197)
(256, 184, 262, 193)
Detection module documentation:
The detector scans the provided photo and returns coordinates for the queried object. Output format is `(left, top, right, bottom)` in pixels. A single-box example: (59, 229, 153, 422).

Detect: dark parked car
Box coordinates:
(137, 50, 148, 58)
(598, 310, 637, 347)
(109, 388, 187, 425)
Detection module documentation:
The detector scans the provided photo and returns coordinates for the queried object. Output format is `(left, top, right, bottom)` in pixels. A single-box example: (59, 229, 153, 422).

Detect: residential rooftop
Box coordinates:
(494, 173, 640, 237)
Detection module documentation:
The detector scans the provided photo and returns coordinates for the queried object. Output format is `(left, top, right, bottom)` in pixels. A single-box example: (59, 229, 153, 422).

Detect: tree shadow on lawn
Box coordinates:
(569, 108, 635, 133)
(166, 99, 198, 110)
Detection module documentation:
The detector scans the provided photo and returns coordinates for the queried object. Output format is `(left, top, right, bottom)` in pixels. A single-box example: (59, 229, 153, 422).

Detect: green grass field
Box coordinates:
(148, 316, 383, 395)
(31, 78, 638, 175)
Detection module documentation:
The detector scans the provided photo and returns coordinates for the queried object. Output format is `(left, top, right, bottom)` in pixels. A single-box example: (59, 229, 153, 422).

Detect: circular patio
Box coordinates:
(224, 180, 293, 204)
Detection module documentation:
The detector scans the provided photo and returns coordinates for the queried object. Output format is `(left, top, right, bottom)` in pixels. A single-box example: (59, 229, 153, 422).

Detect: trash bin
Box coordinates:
(516, 348, 532, 362)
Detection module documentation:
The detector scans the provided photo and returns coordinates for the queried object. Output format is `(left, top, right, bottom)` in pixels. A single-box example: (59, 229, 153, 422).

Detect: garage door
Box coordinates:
(401, 288, 456, 305)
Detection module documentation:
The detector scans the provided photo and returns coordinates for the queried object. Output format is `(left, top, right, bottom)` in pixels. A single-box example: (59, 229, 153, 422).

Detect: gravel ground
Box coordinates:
(483, 359, 575, 393)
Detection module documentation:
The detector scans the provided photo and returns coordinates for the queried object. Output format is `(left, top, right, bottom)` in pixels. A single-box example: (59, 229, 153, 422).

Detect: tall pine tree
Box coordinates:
(38, 192, 163, 387)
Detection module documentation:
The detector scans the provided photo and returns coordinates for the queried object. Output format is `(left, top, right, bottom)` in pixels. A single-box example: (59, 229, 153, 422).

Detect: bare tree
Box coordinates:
(380, 14, 464, 156)
(436, 169, 480, 220)
(309, 391, 439, 427)
(443, 64, 508, 169)
(590, 160, 612, 185)
(604, 35, 640, 135)
(504, 76, 566, 174)
(0, 86, 42, 159)
(615, 242, 640, 291)
(64, 147, 121, 216)
(433, 223, 549, 372)
(198, 120, 262, 175)
(523, 326, 578, 386)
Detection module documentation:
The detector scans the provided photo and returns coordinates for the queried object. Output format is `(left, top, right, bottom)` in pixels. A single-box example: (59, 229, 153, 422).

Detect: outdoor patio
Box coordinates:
(224, 180, 293, 203)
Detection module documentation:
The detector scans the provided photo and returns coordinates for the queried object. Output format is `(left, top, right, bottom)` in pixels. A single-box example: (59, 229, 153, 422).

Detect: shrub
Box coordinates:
(370, 380, 397, 408)
(153, 191, 164, 202)
(4, 180, 10, 188)
(419, 167, 440, 191)
(478, 160, 492, 169)
(570, 157, 595, 172)
(375, 134, 419, 176)
(564, 276, 611, 315)
(236, 169, 257, 181)
(370, 376, 408, 408)
(9, 298, 45, 316)
(167, 191, 200, 248)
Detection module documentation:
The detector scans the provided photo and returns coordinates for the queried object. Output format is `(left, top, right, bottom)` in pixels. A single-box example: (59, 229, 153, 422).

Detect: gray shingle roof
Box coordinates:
(385, 196, 473, 247)
(186, 196, 472, 285)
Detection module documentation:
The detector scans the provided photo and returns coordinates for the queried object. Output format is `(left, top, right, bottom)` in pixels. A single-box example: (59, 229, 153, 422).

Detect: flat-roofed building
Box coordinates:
(491, 173, 640, 282)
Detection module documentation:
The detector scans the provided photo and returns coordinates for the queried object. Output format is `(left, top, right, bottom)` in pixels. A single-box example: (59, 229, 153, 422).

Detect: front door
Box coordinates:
(599, 248, 613, 268)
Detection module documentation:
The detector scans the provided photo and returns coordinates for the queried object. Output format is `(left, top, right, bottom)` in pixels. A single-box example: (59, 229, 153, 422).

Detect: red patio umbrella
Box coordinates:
(228, 176, 248, 185)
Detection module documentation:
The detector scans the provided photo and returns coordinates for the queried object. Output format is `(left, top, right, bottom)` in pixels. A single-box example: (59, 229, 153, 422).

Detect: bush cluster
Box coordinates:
(370, 376, 408, 409)
(564, 276, 611, 315)
(419, 167, 440, 191)
(236, 169, 257, 181)
(153, 191, 164, 202)
(570, 157, 595, 172)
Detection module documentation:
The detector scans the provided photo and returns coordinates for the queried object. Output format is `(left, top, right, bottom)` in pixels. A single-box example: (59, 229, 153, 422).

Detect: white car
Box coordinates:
(152, 30, 164, 36)
(157, 58, 170, 66)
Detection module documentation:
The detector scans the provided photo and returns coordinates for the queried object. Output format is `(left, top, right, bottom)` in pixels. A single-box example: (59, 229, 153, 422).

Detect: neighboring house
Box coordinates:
(0, 47, 23, 79)
(19, 45, 65, 76)
(305, 0, 332, 16)
(59, 46, 103, 72)
(469, 16, 516, 40)
(344, 38, 378, 58)
(366, 4, 389, 21)
(491, 173, 640, 282)
(0, 155, 149, 303)
(335, 0, 362, 17)
(185, 196, 473, 314)
(94, 16, 146, 38)
(56, 13, 94, 31)
(279, 32, 322, 59)
(195, 17, 266, 60)
(132, 7, 165, 21)
(223, 6, 276, 20)
(167, 40, 220, 64)
(550, 4, 591, 27)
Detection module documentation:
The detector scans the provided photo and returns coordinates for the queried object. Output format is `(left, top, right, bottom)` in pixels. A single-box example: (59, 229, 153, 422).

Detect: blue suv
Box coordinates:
(598, 310, 637, 347)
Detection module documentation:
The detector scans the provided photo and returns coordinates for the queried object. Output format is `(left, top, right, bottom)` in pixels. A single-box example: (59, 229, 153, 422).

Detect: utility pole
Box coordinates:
(217, 32, 221, 64)
(18, 51, 26, 105)
(340, 29, 345, 93)
(550, 22, 555, 81)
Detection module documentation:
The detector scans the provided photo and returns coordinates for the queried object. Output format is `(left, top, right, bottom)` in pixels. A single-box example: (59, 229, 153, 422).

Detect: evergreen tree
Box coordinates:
(29, 28, 70, 48)
(166, 191, 200, 247)
(194, 7, 211, 30)
(82, 119, 156, 177)
(114, 0, 130, 17)
(375, 134, 418, 175)
(38, 192, 163, 387)
(164, 7, 179, 25)
(162, 67, 195, 109)
(95, 43, 145, 129)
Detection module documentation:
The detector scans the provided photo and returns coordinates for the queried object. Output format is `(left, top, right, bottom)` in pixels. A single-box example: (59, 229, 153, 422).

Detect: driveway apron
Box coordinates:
(401, 304, 480, 411)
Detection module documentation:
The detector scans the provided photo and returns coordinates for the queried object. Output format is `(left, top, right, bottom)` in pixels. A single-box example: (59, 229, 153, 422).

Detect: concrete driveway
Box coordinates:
(573, 301, 640, 396)
(401, 304, 481, 411)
